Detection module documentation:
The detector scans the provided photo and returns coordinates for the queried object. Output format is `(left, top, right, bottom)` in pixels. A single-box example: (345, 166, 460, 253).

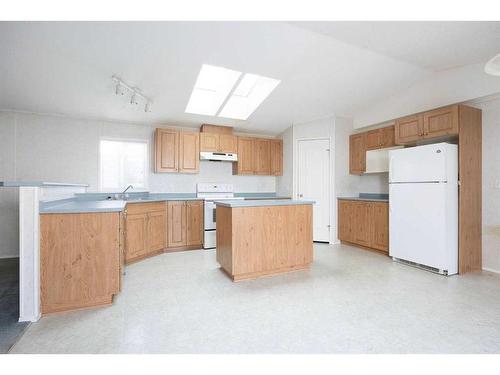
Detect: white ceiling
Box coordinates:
(0, 21, 499, 135)
(292, 21, 500, 71)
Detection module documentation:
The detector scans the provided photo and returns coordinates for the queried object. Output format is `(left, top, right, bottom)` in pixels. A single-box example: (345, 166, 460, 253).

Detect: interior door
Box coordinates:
(297, 138, 330, 242)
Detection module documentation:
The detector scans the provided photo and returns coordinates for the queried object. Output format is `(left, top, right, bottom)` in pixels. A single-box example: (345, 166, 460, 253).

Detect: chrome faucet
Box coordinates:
(122, 185, 134, 194)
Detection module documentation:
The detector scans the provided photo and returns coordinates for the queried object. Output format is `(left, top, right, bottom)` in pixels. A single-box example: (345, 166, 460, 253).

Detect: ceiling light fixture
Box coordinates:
(112, 75, 153, 112)
(485, 53, 500, 76)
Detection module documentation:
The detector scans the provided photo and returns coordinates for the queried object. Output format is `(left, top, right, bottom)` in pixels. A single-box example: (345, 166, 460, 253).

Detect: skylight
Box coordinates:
(219, 74, 281, 120)
(185, 64, 242, 116)
(185, 65, 280, 120)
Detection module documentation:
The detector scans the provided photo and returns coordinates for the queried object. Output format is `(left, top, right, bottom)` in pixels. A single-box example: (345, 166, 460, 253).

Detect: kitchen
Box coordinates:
(1, 18, 500, 364)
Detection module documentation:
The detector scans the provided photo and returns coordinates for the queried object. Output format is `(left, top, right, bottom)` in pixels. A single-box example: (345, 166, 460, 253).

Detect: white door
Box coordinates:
(297, 139, 330, 242)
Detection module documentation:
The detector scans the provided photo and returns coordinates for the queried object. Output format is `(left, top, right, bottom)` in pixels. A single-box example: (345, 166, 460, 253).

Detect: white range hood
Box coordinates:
(365, 146, 404, 174)
(200, 151, 238, 162)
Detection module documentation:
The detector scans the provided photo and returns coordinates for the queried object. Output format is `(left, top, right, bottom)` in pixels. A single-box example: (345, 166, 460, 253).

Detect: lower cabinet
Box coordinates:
(40, 212, 121, 315)
(338, 200, 389, 253)
(167, 200, 204, 249)
(125, 202, 166, 264)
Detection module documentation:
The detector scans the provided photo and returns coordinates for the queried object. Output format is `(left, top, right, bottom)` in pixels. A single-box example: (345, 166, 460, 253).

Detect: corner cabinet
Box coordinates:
(338, 200, 389, 253)
(155, 128, 199, 174)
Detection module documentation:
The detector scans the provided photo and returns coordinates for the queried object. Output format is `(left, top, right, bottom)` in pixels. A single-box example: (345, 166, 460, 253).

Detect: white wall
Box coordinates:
(476, 98, 500, 273)
(353, 63, 500, 129)
(0, 111, 276, 258)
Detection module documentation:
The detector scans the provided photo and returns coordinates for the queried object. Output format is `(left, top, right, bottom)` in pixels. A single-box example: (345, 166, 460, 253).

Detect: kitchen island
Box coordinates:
(215, 200, 314, 281)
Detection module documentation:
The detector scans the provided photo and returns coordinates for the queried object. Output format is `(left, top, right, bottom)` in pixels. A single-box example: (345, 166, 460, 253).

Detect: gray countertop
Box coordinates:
(215, 199, 314, 208)
(0, 181, 89, 188)
(337, 193, 389, 202)
(40, 200, 127, 214)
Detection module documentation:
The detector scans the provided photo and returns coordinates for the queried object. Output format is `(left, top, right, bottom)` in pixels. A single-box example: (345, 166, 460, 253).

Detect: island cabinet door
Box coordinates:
(147, 210, 167, 253)
(167, 201, 187, 247)
(125, 213, 148, 262)
(186, 200, 204, 246)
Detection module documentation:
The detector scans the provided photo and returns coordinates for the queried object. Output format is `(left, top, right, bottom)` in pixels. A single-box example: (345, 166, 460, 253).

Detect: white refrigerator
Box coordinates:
(389, 143, 458, 275)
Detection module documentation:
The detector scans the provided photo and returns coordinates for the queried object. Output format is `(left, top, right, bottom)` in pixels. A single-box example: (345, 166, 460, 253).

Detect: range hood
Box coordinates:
(200, 152, 238, 162)
(365, 146, 403, 174)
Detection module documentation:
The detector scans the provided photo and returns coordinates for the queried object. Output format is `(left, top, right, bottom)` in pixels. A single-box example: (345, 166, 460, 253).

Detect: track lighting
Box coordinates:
(112, 75, 153, 112)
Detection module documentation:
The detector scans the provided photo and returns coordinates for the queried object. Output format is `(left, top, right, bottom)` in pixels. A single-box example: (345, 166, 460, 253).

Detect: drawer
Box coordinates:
(126, 201, 166, 215)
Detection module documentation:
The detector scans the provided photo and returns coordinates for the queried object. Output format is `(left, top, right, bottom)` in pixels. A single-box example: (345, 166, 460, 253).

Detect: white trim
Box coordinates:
(19, 187, 41, 322)
(482, 267, 500, 274)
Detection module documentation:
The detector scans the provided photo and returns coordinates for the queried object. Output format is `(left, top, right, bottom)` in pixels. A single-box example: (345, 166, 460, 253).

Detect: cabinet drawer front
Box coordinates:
(126, 201, 166, 215)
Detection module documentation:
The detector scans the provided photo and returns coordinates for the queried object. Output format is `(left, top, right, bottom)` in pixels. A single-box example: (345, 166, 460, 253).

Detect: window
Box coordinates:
(99, 139, 148, 191)
(185, 64, 280, 120)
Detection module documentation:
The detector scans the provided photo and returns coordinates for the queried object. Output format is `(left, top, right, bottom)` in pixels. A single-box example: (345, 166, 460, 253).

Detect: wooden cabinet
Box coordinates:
(233, 136, 282, 176)
(155, 129, 179, 172)
(125, 202, 166, 264)
(395, 105, 459, 145)
(234, 137, 255, 175)
(254, 138, 271, 175)
(381, 126, 395, 147)
(365, 125, 395, 151)
(349, 133, 366, 175)
(270, 139, 283, 176)
(155, 128, 199, 174)
(186, 200, 204, 246)
(40, 212, 121, 314)
(337, 200, 389, 253)
(167, 200, 203, 249)
(423, 105, 459, 138)
(200, 133, 237, 153)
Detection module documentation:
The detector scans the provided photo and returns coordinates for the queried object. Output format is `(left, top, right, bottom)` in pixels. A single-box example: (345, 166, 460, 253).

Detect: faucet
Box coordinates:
(122, 185, 134, 194)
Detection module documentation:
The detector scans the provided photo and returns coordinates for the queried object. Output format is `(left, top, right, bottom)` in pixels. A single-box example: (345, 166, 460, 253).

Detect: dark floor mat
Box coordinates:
(0, 258, 29, 353)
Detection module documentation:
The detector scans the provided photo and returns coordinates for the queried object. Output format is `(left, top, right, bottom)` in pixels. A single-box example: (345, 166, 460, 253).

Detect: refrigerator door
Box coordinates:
(389, 182, 457, 274)
(389, 143, 449, 183)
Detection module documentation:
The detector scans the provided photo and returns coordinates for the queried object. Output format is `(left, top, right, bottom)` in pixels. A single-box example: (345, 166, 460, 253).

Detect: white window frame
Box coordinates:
(98, 137, 150, 192)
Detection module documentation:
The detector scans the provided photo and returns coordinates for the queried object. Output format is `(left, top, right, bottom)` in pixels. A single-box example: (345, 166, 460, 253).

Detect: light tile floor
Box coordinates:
(9, 243, 500, 353)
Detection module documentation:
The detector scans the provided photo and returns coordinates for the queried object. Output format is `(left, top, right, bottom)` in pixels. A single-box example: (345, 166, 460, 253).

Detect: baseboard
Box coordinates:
(482, 267, 500, 274)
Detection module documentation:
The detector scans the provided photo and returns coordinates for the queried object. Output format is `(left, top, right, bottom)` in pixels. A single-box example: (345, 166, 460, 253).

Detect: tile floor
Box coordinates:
(9, 243, 500, 353)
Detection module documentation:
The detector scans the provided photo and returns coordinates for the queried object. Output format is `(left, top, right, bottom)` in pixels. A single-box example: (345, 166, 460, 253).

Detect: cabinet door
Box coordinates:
(179, 131, 200, 173)
(219, 134, 238, 153)
(167, 201, 187, 247)
(270, 139, 283, 176)
(147, 211, 166, 253)
(370, 202, 389, 252)
(155, 129, 179, 172)
(125, 213, 148, 262)
(381, 126, 395, 148)
(349, 133, 366, 174)
(200, 133, 219, 152)
(423, 105, 459, 139)
(366, 129, 382, 150)
(352, 202, 371, 247)
(254, 138, 271, 175)
(395, 115, 423, 144)
(186, 201, 204, 246)
(338, 200, 354, 242)
(234, 137, 255, 175)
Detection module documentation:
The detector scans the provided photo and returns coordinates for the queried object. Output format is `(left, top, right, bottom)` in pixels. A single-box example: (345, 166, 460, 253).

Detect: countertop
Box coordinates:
(0, 181, 89, 188)
(337, 193, 389, 203)
(40, 200, 127, 214)
(215, 199, 315, 208)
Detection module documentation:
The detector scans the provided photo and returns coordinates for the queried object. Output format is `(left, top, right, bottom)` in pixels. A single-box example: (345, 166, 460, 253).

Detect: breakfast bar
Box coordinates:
(215, 199, 314, 281)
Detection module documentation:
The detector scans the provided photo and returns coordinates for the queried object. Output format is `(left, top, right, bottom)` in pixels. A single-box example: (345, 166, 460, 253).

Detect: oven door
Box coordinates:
(204, 201, 216, 230)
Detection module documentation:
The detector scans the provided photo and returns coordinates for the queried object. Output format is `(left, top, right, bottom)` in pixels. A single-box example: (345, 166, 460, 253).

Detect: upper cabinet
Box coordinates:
(233, 137, 282, 176)
(349, 133, 366, 175)
(395, 105, 459, 145)
(155, 128, 199, 174)
(365, 125, 395, 150)
(270, 139, 283, 176)
(200, 133, 237, 153)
